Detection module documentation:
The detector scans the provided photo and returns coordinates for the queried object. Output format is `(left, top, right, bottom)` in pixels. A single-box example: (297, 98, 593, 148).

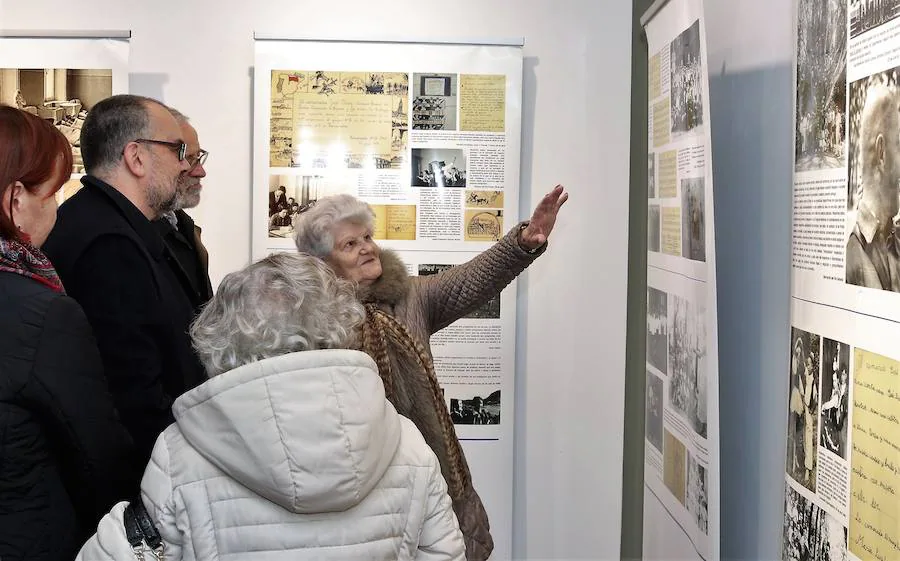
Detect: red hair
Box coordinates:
(0, 105, 73, 241)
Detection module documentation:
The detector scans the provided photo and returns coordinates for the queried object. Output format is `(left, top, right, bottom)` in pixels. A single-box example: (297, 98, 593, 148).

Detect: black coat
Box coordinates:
(43, 176, 208, 464)
(152, 210, 213, 315)
(0, 271, 136, 561)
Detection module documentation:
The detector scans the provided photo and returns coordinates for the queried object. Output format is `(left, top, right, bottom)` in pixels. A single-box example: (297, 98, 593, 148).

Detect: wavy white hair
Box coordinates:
(293, 194, 375, 257)
(190, 252, 365, 377)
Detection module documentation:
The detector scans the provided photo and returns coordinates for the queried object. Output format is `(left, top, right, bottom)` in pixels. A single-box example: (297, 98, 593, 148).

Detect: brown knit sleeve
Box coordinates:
(413, 221, 547, 334)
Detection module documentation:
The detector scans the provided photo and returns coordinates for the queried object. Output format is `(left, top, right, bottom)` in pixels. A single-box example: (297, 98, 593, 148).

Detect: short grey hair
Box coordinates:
(293, 194, 375, 257)
(167, 107, 189, 123)
(80, 94, 163, 175)
(189, 252, 365, 377)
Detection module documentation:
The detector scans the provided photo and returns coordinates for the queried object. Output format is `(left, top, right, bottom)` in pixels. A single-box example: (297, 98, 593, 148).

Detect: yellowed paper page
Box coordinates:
(459, 74, 506, 132)
(653, 97, 672, 148)
(293, 93, 392, 163)
(465, 190, 505, 209)
(664, 429, 687, 505)
(386, 205, 417, 240)
(649, 52, 662, 100)
(662, 207, 682, 256)
(465, 209, 504, 242)
(850, 348, 900, 561)
(370, 204, 388, 240)
(658, 150, 678, 198)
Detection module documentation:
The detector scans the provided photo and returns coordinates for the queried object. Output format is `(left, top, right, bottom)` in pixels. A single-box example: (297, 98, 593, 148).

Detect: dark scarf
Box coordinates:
(0, 236, 64, 293)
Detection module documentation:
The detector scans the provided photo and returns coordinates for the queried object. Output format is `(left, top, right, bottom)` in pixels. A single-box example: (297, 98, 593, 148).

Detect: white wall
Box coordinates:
(0, 0, 633, 559)
(704, 0, 794, 558)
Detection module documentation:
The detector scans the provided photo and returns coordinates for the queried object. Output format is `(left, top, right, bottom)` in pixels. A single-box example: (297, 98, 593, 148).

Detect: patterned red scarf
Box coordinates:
(0, 236, 64, 293)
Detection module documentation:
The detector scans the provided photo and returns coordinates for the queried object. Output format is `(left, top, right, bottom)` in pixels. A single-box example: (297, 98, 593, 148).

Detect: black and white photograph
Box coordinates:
(786, 328, 820, 493)
(795, 0, 846, 171)
(845, 68, 900, 291)
(850, 0, 900, 38)
(419, 264, 500, 319)
(647, 287, 668, 374)
(411, 148, 467, 187)
(646, 372, 664, 453)
(0, 68, 113, 174)
(668, 294, 707, 438)
(680, 178, 705, 262)
(412, 73, 458, 131)
(449, 390, 500, 425)
(267, 173, 331, 239)
(648, 153, 656, 198)
(670, 20, 704, 135)
(819, 338, 849, 459)
(686, 453, 709, 535)
(648, 204, 661, 253)
(782, 485, 848, 561)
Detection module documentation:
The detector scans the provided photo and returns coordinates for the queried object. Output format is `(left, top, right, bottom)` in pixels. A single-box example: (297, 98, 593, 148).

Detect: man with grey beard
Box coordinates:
(153, 109, 213, 313)
(44, 94, 207, 464)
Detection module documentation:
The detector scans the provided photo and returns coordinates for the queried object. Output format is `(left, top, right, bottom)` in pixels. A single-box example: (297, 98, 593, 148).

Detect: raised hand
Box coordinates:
(519, 184, 568, 250)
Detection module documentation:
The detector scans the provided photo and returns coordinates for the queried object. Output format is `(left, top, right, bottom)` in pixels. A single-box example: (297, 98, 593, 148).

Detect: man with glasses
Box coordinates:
(152, 108, 213, 314)
(44, 94, 208, 465)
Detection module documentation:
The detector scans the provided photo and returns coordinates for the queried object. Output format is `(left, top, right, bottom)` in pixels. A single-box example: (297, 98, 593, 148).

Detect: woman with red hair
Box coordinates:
(0, 106, 135, 561)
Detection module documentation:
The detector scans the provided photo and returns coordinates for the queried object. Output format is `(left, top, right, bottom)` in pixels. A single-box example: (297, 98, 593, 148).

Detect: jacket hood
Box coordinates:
(171, 349, 401, 514)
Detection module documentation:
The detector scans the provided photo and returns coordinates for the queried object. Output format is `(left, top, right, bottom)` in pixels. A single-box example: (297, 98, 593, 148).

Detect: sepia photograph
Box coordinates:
(649, 204, 661, 253)
(0, 68, 112, 174)
(449, 389, 500, 425)
(846, 68, 900, 291)
(670, 20, 704, 135)
(649, 153, 656, 198)
(663, 429, 687, 505)
(668, 294, 707, 438)
(686, 453, 709, 535)
(412, 73, 458, 131)
(782, 485, 848, 561)
(646, 372, 664, 453)
(850, 0, 900, 38)
(786, 328, 820, 493)
(820, 338, 849, 459)
(680, 178, 705, 262)
(411, 148, 467, 187)
(419, 264, 500, 319)
(796, 0, 846, 171)
(647, 287, 668, 374)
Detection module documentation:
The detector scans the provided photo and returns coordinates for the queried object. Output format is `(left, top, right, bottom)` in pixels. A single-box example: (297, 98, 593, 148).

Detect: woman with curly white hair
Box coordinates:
(76, 252, 465, 561)
(293, 185, 568, 560)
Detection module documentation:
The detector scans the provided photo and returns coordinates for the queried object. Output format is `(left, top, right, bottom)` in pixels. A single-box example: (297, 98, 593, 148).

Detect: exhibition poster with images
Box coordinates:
(0, 34, 129, 204)
(783, 1, 900, 560)
(253, 38, 523, 559)
(643, 0, 720, 558)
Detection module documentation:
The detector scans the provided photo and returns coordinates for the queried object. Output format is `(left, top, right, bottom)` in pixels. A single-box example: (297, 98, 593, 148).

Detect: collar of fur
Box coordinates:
(358, 249, 410, 305)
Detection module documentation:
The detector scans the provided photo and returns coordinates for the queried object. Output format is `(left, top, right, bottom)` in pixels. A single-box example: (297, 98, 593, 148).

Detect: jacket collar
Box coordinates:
(81, 175, 167, 260)
(357, 249, 410, 305)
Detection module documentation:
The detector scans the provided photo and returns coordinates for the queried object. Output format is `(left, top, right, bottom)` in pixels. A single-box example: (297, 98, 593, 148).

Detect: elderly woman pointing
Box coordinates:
(294, 185, 568, 560)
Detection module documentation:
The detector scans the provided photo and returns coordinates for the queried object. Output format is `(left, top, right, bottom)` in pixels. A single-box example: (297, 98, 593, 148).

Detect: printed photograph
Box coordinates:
(686, 453, 709, 535)
(646, 372, 664, 453)
(846, 68, 900, 291)
(267, 173, 342, 239)
(449, 390, 500, 425)
(412, 73, 458, 131)
(820, 338, 850, 459)
(649, 204, 661, 253)
(419, 264, 500, 319)
(649, 153, 656, 198)
(786, 328, 821, 493)
(796, 0, 846, 171)
(782, 485, 848, 561)
(663, 429, 687, 505)
(850, 0, 900, 38)
(668, 294, 707, 438)
(0, 68, 113, 174)
(680, 178, 705, 262)
(412, 148, 467, 187)
(670, 20, 704, 135)
(647, 287, 668, 374)
(465, 209, 504, 242)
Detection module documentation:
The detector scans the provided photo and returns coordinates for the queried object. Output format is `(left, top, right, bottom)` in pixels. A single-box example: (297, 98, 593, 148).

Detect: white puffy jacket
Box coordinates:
(76, 349, 465, 560)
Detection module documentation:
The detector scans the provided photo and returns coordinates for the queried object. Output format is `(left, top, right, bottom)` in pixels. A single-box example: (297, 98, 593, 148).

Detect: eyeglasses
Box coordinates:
(133, 140, 209, 170)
